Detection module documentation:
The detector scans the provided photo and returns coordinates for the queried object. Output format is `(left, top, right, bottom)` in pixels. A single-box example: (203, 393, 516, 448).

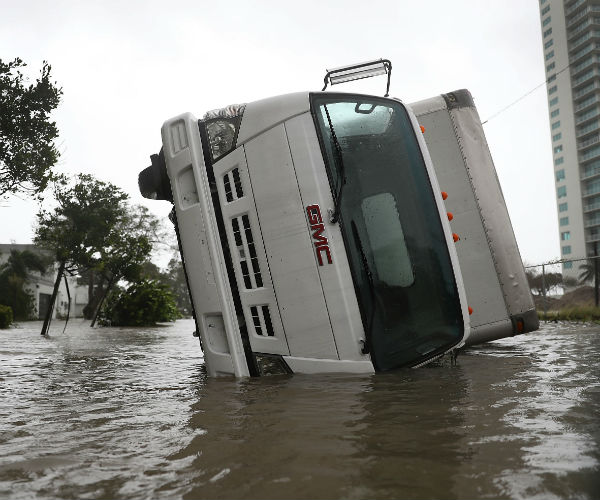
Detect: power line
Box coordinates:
(482, 63, 571, 125)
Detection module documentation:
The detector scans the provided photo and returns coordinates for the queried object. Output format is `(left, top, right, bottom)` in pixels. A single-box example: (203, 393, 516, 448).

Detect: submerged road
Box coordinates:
(0, 319, 598, 499)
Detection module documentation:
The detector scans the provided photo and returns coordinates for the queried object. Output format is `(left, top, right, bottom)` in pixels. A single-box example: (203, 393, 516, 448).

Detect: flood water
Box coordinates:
(0, 319, 598, 499)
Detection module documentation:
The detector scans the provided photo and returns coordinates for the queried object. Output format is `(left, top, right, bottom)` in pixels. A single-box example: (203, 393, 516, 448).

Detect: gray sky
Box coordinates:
(1, 0, 556, 267)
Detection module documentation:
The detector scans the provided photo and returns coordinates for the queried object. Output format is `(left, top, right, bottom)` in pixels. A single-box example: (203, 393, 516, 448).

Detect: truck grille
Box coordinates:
(223, 167, 244, 202)
(250, 305, 274, 336)
(231, 214, 263, 289)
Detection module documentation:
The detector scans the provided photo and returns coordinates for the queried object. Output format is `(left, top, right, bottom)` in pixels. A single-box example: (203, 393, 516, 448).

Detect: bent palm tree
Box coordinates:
(578, 260, 598, 284)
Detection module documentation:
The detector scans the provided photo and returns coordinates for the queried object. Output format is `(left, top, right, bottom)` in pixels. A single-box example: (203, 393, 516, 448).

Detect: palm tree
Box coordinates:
(578, 260, 597, 284)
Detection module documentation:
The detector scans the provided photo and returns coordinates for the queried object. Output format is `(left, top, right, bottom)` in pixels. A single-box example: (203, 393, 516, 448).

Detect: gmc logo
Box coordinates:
(306, 204, 333, 266)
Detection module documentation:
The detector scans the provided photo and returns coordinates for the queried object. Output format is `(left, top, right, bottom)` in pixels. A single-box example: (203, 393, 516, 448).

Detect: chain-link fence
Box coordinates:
(525, 255, 600, 315)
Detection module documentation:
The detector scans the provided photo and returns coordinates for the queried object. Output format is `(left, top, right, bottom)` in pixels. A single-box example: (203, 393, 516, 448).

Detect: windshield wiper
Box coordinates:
(351, 221, 376, 354)
(323, 104, 346, 223)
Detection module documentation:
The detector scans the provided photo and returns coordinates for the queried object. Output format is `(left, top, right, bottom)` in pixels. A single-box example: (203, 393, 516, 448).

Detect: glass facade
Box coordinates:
(543, 0, 600, 262)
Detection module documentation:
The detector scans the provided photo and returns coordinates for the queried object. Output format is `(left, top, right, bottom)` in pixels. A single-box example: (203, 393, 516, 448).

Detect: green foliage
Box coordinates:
(99, 279, 179, 326)
(139, 257, 192, 317)
(0, 249, 48, 320)
(0, 304, 14, 328)
(35, 174, 129, 267)
(164, 256, 192, 316)
(0, 58, 62, 200)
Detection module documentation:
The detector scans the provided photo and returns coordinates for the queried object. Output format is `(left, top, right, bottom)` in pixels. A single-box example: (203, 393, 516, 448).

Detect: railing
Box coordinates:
(581, 161, 600, 179)
(567, 5, 600, 27)
(572, 55, 597, 74)
(575, 94, 599, 111)
(577, 119, 599, 137)
(579, 134, 600, 149)
(570, 43, 597, 64)
(583, 199, 600, 211)
(573, 68, 596, 87)
(573, 81, 599, 99)
(525, 254, 600, 315)
(576, 106, 600, 124)
(571, 30, 600, 51)
(585, 213, 600, 227)
(568, 18, 592, 39)
(567, 0, 587, 16)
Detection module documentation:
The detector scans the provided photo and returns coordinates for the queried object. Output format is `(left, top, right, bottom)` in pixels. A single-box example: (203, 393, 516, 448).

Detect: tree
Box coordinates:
(164, 256, 192, 316)
(578, 259, 600, 306)
(34, 174, 130, 334)
(525, 269, 563, 296)
(98, 279, 179, 326)
(0, 58, 62, 200)
(138, 256, 192, 317)
(86, 205, 158, 326)
(0, 249, 49, 319)
(578, 260, 598, 284)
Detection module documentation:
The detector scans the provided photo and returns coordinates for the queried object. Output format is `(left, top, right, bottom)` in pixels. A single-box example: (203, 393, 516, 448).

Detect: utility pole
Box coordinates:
(595, 241, 599, 307)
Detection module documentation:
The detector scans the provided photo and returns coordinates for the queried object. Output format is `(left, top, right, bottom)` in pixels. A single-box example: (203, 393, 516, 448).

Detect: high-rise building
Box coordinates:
(540, 0, 600, 280)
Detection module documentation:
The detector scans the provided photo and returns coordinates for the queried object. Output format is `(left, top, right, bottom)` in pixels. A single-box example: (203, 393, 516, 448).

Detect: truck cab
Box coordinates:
(140, 89, 471, 376)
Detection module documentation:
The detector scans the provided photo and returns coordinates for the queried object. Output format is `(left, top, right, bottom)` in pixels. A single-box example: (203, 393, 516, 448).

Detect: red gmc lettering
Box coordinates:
(306, 204, 333, 266)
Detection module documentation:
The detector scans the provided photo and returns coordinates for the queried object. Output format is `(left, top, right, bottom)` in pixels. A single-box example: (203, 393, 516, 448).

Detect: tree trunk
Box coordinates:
(62, 274, 71, 334)
(90, 276, 114, 327)
(84, 268, 95, 319)
(41, 260, 65, 336)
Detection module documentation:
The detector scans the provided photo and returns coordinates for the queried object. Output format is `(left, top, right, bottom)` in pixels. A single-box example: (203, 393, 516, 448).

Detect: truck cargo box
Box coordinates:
(410, 89, 538, 346)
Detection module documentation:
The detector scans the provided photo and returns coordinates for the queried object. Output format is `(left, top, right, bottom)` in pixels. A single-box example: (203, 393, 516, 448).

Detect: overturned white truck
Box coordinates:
(139, 61, 537, 377)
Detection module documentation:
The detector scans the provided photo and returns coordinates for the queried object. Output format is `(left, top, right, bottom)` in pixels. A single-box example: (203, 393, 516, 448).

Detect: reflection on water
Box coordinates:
(0, 319, 598, 499)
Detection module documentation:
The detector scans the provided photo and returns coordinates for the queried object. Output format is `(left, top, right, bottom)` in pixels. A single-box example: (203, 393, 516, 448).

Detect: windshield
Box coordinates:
(311, 94, 464, 370)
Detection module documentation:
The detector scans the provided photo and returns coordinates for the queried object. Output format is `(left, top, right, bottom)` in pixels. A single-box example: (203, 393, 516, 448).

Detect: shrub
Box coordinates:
(99, 279, 179, 326)
(0, 304, 13, 329)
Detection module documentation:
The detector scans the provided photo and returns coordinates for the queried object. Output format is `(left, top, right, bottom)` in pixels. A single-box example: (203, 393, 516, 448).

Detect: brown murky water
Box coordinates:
(0, 319, 598, 499)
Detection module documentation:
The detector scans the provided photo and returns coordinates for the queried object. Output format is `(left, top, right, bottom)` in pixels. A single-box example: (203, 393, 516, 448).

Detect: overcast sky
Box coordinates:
(1, 0, 556, 267)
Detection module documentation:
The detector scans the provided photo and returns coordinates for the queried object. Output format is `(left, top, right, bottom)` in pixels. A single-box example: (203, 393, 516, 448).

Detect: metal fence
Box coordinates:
(525, 254, 600, 315)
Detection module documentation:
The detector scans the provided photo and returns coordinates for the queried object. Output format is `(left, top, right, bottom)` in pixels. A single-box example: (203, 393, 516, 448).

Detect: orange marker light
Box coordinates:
(441, 191, 448, 200)
(447, 212, 454, 221)
(420, 125, 425, 133)
(453, 233, 460, 242)
(468, 306, 473, 315)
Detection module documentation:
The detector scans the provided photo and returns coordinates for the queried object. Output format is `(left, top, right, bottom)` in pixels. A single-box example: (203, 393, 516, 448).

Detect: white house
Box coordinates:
(0, 244, 88, 319)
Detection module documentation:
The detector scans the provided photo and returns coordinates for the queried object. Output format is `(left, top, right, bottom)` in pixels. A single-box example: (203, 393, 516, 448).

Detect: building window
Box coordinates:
(550, 97, 559, 106)
(544, 28, 553, 38)
(563, 245, 572, 254)
(556, 168, 565, 181)
(551, 108, 559, 118)
(559, 202, 568, 212)
(554, 145, 563, 154)
(547, 61, 556, 72)
(549, 85, 558, 95)
(560, 216, 569, 226)
(553, 132, 562, 141)
(543, 16, 551, 26)
(542, 5, 550, 15)
(552, 120, 561, 130)
(555, 157, 564, 166)
(548, 74, 556, 83)
(558, 185, 567, 198)
(564, 261, 573, 269)
(546, 50, 554, 61)
(561, 231, 570, 240)
(544, 39, 553, 50)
